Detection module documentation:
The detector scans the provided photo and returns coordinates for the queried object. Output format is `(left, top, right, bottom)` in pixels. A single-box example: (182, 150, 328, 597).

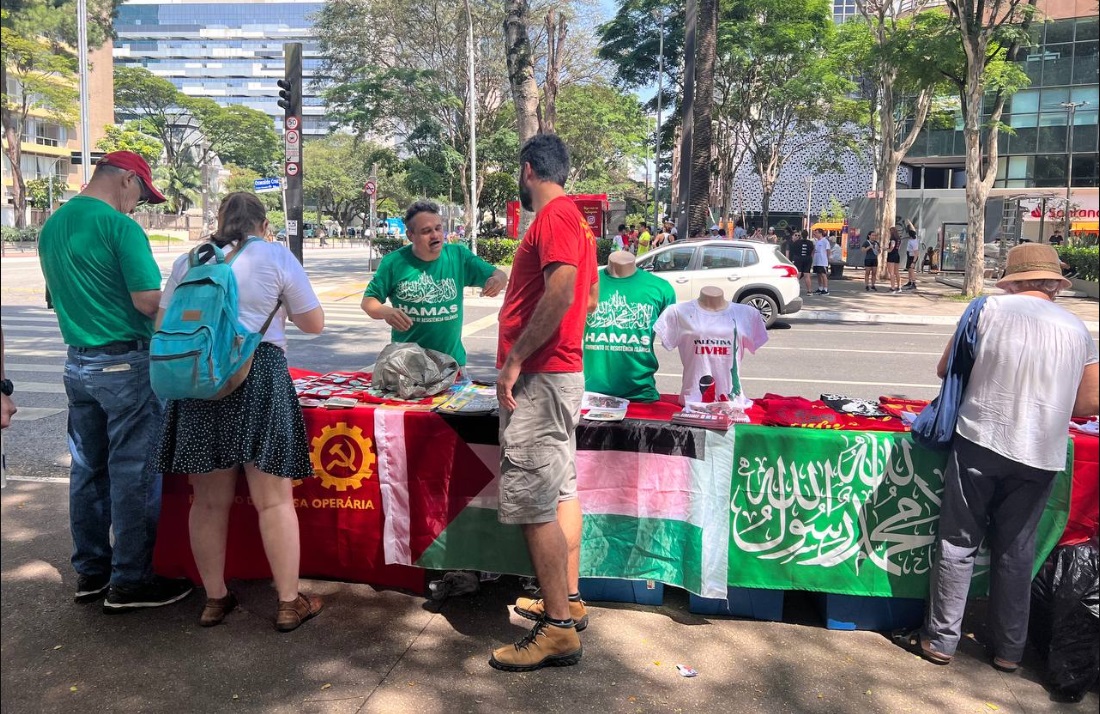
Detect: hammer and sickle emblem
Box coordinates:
(326, 440, 358, 472)
(310, 423, 375, 491)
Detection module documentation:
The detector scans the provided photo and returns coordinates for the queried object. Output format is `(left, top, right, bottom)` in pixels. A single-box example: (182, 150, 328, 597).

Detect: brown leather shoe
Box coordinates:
(514, 596, 589, 631)
(199, 592, 238, 627)
(489, 618, 582, 672)
(275, 593, 323, 632)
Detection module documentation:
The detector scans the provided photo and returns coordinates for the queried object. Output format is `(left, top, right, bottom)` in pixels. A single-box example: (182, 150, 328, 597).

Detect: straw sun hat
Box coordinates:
(995, 243, 1071, 290)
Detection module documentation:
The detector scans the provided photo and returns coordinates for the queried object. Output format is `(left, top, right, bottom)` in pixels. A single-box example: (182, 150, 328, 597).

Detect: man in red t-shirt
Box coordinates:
(490, 134, 598, 673)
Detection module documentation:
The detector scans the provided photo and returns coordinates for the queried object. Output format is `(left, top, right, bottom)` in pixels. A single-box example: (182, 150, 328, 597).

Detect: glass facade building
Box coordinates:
(907, 15, 1099, 189)
(113, 0, 330, 136)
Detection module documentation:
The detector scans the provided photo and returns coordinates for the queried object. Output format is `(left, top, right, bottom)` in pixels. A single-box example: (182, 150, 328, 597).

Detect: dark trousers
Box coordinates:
(922, 436, 1057, 662)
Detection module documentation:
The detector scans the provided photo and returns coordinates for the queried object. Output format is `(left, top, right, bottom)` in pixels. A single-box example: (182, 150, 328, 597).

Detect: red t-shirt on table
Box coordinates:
(497, 195, 598, 373)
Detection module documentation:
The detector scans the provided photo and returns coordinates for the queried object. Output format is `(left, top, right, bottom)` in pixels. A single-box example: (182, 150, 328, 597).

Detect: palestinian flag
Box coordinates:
(375, 410, 734, 598)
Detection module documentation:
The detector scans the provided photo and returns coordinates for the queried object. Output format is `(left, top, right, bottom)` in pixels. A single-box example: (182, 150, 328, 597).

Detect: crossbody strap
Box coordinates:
(225, 236, 259, 264)
(259, 300, 283, 336)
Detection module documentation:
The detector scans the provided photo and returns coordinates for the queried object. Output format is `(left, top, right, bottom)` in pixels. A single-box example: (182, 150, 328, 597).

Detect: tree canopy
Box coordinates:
(1, 0, 119, 226)
(114, 66, 281, 176)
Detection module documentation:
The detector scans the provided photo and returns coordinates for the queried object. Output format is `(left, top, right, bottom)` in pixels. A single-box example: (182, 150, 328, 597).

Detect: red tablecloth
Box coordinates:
(1062, 432, 1099, 546)
(153, 394, 1098, 588)
(152, 404, 425, 592)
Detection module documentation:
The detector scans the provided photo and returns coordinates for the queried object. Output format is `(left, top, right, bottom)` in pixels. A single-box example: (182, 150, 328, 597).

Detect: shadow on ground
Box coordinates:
(3, 480, 1097, 713)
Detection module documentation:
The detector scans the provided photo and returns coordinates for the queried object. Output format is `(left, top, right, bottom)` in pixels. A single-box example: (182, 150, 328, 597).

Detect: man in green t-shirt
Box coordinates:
(362, 200, 507, 365)
(583, 253, 676, 401)
(38, 151, 193, 612)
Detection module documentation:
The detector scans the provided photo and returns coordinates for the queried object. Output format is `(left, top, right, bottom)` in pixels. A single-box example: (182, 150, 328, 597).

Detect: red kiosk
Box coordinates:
(506, 193, 609, 239)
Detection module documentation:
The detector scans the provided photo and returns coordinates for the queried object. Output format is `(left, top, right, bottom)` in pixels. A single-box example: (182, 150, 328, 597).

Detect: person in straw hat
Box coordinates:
(918, 243, 1099, 673)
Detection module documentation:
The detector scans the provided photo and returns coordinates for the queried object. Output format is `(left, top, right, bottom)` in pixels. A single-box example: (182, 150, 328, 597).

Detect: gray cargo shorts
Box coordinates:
(497, 372, 585, 525)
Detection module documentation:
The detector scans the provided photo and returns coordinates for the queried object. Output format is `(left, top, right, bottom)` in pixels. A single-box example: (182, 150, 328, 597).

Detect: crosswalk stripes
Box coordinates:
(0, 297, 503, 423)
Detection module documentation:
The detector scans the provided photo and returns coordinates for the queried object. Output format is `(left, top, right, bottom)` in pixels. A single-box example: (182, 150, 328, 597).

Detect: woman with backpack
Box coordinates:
(153, 192, 326, 631)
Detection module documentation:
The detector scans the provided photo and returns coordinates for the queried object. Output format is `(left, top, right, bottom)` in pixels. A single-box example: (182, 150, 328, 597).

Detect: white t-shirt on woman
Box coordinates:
(161, 238, 321, 350)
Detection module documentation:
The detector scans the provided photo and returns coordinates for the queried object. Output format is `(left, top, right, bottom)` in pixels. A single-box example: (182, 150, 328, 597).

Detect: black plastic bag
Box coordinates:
(1029, 539, 1100, 702)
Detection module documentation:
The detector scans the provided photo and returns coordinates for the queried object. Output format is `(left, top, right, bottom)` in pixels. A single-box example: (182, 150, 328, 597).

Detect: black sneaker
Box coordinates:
(74, 574, 110, 603)
(102, 576, 193, 613)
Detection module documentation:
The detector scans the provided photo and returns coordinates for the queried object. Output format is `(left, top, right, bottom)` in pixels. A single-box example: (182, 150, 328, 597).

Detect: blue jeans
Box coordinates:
(64, 347, 164, 587)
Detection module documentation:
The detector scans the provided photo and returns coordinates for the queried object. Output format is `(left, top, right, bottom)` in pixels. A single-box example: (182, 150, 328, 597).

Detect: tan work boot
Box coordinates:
(490, 618, 583, 672)
(514, 596, 589, 631)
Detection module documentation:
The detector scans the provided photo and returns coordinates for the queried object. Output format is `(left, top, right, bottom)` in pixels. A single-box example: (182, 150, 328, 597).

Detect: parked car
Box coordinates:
(635, 239, 803, 328)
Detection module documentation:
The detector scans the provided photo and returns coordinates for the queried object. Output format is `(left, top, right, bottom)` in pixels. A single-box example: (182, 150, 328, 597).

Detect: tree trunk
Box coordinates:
(2, 128, 27, 229)
(504, 0, 541, 144)
(961, 61, 987, 297)
(761, 187, 772, 233)
(879, 151, 899, 278)
(503, 0, 540, 235)
(686, 0, 717, 233)
(542, 10, 567, 134)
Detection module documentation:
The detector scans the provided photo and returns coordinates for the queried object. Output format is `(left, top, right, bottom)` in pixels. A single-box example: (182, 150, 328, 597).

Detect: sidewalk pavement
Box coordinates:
(315, 268, 1100, 329)
(790, 270, 1099, 328)
(2, 479, 1095, 713)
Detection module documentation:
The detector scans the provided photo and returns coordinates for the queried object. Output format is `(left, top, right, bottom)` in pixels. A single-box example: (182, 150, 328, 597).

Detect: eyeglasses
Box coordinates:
(134, 175, 152, 206)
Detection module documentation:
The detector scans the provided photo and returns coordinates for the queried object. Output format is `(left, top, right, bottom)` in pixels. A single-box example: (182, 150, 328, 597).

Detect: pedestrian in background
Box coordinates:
(733, 218, 747, 240)
(904, 220, 920, 290)
(38, 151, 194, 612)
(789, 229, 814, 295)
(1, 328, 15, 429)
(862, 230, 881, 291)
(922, 246, 937, 273)
(637, 224, 653, 256)
(613, 224, 629, 251)
(886, 227, 902, 293)
(920, 243, 1099, 673)
(493, 133, 598, 672)
(154, 192, 326, 631)
(811, 228, 831, 295)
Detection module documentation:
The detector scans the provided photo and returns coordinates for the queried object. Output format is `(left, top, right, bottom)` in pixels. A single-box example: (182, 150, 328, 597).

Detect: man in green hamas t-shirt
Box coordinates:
(583, 252, 675, 401)
(363, 201, 507, 365)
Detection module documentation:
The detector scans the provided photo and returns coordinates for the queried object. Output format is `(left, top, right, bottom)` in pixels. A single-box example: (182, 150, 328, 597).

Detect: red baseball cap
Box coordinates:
(97, 151, 167, 205)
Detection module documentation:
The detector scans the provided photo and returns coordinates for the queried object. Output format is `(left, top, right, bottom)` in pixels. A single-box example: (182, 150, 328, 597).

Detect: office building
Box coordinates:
(113, 0, 330, 136)
(2, 44, 114, 226)
(905, 9, 1097, 191)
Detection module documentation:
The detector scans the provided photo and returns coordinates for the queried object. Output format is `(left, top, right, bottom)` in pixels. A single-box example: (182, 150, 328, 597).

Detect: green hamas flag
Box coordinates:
(728, 425, 1071, 599)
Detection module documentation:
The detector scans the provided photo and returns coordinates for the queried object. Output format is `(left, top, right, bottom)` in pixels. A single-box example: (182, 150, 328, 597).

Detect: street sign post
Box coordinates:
(279, 42, 304, 263)
(253, 177, 281, 193)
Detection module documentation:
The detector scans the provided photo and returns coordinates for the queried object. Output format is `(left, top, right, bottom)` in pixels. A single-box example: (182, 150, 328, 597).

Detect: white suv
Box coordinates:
(635, 240, 803, 327)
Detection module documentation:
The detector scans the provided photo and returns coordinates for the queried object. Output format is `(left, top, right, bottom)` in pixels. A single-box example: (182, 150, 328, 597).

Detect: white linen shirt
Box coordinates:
(161, 239, 321, 350)
(956, 295, 1098, 471)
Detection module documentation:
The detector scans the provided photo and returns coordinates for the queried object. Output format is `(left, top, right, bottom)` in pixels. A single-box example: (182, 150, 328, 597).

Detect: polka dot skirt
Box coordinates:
(154, 342, 315, 479)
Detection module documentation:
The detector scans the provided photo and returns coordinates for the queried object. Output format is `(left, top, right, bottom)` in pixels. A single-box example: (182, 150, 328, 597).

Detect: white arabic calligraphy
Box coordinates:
(730, 433, 989, 577)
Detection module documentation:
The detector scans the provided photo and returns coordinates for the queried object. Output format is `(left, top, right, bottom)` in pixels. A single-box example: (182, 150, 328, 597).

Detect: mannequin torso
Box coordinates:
(697, 286, 728, 311)
(607, 250, 637, 278)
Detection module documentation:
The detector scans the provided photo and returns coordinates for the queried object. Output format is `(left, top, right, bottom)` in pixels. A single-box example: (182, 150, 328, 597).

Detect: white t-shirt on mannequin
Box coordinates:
(654, 300, 768, 405)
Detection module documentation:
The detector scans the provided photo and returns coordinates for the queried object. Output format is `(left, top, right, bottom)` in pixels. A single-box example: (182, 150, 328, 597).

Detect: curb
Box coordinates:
(786, 310, 960, 326)
(787, 310, 1100, 331)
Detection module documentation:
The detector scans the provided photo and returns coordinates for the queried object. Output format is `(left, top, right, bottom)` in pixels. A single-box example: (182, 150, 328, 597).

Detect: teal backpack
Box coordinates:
(150, 238, 280, 401)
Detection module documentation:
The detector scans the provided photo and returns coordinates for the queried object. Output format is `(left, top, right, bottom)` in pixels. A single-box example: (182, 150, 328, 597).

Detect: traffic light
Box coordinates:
(277, 78, 295, 111)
